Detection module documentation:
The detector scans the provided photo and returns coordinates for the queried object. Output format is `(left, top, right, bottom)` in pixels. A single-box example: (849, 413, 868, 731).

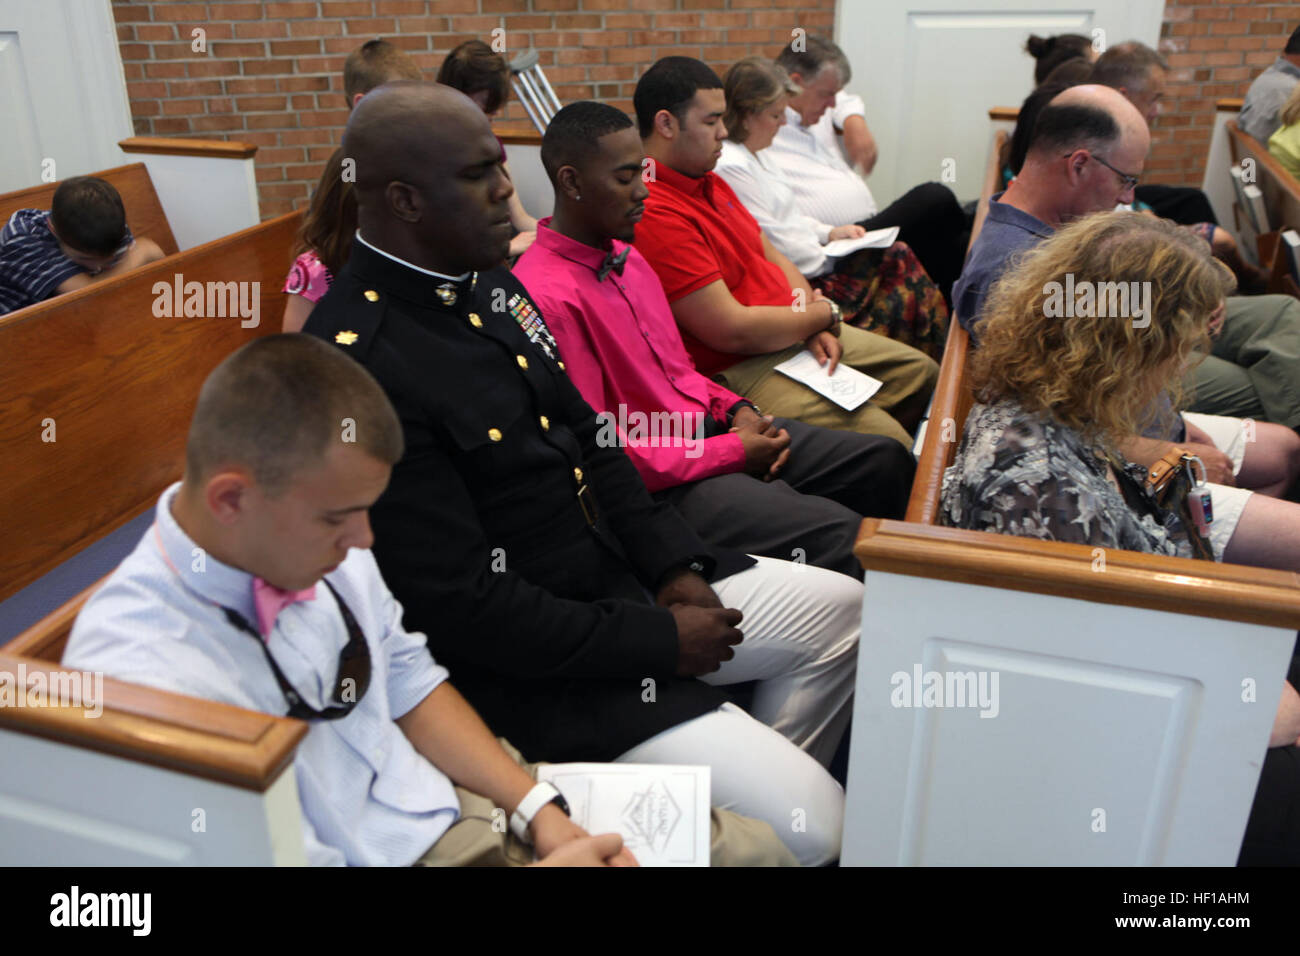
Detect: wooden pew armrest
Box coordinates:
(905, 320, 971, 523)
(856, 518, 1300, 629)
(0, 651, 306, 792)
(119, 137, 258, 159)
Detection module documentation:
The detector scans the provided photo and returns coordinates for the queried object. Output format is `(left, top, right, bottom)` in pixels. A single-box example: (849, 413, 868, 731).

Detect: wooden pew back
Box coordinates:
(0, 210, 302, 603)
(1225, 119, 1300, 234)
(0, 163, 179, 257)
(1, 617, 308, 863)
(845, 518, 1300, 865)
(906, 319, 972, 523)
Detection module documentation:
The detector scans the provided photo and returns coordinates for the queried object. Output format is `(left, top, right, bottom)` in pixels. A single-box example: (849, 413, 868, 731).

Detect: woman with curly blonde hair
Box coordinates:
(942, 210, 1300, 569)
(942, 209, 1300, 867)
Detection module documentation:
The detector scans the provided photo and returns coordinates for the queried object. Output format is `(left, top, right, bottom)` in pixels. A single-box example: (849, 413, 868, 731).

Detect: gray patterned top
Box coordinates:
(939, 399, 1198, 559)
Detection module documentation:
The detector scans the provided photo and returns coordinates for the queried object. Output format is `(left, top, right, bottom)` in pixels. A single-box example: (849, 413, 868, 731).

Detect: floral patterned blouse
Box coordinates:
(939, 398, 1202, 560)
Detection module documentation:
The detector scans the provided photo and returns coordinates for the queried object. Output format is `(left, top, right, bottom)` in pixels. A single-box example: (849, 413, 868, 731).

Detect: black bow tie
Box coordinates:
(597, 247, 629, 282)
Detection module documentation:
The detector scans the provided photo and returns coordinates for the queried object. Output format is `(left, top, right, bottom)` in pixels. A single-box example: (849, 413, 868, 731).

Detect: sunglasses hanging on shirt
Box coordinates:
(222, 578, 372, 721)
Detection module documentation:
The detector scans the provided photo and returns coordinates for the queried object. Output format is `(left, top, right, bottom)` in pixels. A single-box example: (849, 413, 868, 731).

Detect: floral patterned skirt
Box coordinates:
(811, 240, 950, 360)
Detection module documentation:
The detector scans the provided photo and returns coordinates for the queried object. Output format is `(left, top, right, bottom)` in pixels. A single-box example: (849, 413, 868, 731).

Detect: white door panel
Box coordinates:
(0, 0, 133, 192)
(834, 0, 1164, 204)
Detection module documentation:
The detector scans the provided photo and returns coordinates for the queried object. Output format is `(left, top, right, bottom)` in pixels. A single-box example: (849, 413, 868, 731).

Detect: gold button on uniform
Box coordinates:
(573, 467, 583, 481)
(558, 361, 566, 371)
(363, 290, 379, 302)
(516, 355, 529, 370)
(468, 312, 483, 328)
(539, 416, 550, 431)
(488, 428, 502, 442)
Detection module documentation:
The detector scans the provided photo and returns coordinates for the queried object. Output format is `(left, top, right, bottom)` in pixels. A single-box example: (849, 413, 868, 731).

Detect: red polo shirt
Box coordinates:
(635, 162, 794, 376)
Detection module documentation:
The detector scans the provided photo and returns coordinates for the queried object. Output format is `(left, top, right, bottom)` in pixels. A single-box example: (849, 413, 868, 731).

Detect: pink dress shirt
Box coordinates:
(514, 219, 748, 493)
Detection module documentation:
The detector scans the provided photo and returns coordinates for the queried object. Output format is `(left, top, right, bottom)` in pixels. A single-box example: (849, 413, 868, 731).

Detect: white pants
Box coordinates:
(616, 556, 862, 865)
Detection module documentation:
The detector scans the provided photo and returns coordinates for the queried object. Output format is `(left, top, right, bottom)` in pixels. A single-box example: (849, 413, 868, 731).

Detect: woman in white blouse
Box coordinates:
(716, 57, 950, 358)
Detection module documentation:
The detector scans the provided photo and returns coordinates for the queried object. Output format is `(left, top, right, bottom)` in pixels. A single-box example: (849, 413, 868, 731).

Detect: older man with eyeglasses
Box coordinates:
(956, 84, 1300, 440)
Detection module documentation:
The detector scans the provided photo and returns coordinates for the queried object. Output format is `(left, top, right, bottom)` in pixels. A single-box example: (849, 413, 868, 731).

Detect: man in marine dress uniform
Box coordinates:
(303, 83, 860, 865)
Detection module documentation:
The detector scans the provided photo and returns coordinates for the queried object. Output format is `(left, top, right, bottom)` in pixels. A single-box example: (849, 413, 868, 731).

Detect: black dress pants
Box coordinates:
(1238, 639, 1300, 865)
(1134, 184, 1219, 226)
(655, 417, 914, 580)
(858, 181, 971, 304)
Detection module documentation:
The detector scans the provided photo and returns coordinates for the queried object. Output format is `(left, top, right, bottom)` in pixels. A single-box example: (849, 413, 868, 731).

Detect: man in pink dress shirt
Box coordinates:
(514, 101, 914, 579)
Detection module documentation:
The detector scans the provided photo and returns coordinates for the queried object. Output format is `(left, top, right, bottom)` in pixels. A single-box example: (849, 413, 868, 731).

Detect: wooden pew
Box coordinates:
(905, 113, 1002, 456)
(0, 162, 179, 257)
(905, 320, 971, 522)
(971, 119, 1014, 254)
(0, 587, 309, 865)
(860, 284, 1300, 864)
(844, 517, 1299, 865)
(0, 210, 303, 607)
(1225, 117, 1300, 236)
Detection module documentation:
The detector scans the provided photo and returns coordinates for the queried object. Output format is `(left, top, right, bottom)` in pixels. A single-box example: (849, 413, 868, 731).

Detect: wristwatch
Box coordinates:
(510, 781, 571, 843)
(823, 298, 843, 337)
(725, 399, 761, 426)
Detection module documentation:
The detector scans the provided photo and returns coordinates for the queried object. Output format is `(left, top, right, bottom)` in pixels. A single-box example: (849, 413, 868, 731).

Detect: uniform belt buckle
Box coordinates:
(576, 484, 598, 526)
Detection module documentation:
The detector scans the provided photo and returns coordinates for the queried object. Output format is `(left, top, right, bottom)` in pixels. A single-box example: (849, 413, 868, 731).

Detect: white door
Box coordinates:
(0, 0, 134, 193)
(834, 0, 1164, 205)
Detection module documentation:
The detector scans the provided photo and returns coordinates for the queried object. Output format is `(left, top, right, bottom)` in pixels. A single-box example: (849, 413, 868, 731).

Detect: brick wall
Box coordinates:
(111, 0, 835, 218)
(1155, 1, 1298, 187)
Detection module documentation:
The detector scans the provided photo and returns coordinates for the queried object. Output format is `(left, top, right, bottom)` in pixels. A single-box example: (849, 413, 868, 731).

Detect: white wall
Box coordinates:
(0, 0, 134, 192)
(834, 0, 1165, 205)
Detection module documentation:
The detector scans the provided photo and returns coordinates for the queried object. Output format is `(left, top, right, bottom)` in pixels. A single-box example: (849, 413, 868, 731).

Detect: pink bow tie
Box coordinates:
(252, 577, 317, 639)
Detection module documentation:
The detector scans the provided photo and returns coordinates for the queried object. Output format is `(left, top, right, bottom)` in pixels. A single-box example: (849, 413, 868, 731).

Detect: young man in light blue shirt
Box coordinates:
(64, 333, 794, 866)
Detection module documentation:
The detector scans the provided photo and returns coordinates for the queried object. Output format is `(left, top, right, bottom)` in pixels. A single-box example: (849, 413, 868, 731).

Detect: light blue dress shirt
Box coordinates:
(63, 483, 459, 866)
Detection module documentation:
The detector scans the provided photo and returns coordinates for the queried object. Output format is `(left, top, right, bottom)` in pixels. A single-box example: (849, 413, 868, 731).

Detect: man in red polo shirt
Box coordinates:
(632, 56, 937, 445)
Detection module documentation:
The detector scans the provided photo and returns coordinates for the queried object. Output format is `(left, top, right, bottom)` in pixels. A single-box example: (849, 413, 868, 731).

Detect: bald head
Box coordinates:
(1050, 84, 1149, 146)
(1010, 83, 1151, 222)
(342, 82, 515, 272)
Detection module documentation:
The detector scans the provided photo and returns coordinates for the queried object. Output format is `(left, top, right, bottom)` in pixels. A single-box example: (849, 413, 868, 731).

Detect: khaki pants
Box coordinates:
(413, 739, 799, 867)
(714, 325, 938, 446)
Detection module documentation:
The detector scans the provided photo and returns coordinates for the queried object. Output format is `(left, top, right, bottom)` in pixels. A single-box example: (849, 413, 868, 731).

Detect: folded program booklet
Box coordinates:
(774, 348, 884, 412)
(535, 763, 711, 866)
(820, 225, 900, 258)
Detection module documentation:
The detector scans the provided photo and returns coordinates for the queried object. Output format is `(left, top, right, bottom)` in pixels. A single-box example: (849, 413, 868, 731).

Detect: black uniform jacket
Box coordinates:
(304, 239, 754, 760)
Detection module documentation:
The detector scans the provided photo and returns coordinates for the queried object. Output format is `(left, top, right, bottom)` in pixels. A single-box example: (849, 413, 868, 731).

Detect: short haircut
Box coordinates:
(1027, 101, 1120, 159)
(723, 57, 799, 143)
(1025, 33, 1092, 86)
(437, 39, 510, 115)
(343, 39, 422, 108)
(50, 176, 127, 256)
(774, 34, 849, 84)
(1089, 41, 1168, 91)
(185, 334, 404, 496)
(633, 56, 723, 138)
(541, 101, 634, 183)
(1287, 25, 1300, 55)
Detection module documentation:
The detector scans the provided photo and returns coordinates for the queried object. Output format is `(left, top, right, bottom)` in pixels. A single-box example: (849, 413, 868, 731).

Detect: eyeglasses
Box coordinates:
(1066, 150, 1140, 191)
(223, 578, 372, 721)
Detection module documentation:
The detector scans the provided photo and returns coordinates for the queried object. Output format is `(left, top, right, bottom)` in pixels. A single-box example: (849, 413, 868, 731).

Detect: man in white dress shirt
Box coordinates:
(763, 36, 969, 301)
(63, 333, 795, 867)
